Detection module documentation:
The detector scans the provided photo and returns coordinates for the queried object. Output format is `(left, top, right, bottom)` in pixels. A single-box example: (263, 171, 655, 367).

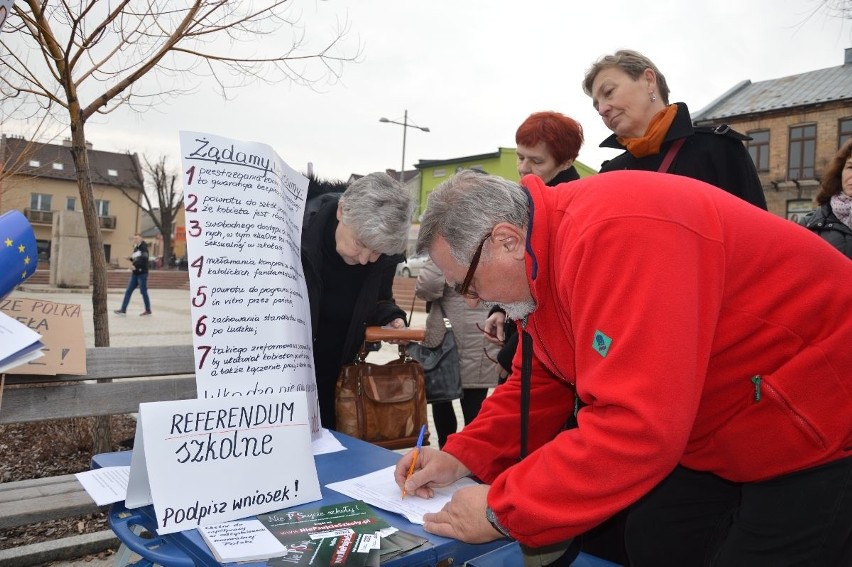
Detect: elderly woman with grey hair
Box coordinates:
(301, 172, 415, 430)
(582, 49, 766, 210)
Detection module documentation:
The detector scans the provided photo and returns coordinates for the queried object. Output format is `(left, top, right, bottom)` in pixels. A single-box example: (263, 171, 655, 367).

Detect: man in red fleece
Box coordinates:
(396, 170, 852, 566)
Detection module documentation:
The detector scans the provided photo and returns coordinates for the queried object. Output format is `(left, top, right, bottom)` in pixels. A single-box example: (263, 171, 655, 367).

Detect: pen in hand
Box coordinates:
(402, 424, 427, 499)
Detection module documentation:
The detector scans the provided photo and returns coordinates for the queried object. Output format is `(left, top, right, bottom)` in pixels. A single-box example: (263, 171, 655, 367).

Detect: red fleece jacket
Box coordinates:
(443, 171, 852, 548)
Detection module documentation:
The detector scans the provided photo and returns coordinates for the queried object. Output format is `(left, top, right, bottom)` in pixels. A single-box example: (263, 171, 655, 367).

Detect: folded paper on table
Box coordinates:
(199, 519, 289, 563)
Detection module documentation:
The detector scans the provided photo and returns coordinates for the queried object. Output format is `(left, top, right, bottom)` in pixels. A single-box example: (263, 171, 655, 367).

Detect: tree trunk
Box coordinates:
(68, 120, 112, 455)
(163, 231, 173, 269)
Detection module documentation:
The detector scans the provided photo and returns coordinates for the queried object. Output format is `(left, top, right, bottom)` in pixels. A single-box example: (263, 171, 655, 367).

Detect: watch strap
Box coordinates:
(486, 506, 512, 539)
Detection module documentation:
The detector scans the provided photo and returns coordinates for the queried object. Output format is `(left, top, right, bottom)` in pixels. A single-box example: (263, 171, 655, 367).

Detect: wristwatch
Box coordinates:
(485, 506, 512, 539)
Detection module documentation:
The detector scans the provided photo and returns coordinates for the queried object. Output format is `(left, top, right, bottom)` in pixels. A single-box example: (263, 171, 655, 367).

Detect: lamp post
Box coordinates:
(379, 110, 430, 183)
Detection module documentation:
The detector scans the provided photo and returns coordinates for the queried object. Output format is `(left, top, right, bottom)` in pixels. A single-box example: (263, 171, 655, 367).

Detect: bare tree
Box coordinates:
(819, 0, 852, 18)
(0, 1, 359, 452)
(119, 155, 182, 269)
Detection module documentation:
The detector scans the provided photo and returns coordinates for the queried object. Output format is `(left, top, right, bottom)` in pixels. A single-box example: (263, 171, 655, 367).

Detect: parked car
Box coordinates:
(396, 254, 429, 277)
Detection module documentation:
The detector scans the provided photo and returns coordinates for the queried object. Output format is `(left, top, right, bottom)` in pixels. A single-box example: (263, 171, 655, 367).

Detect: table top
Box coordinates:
(94, 430, 507, 566)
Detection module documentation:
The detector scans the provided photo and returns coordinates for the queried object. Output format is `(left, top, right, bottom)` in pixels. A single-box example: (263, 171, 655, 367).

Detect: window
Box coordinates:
(840, 118, 852, 148)
(36, 240, 51, 261)
(788, 124, 816, 180)
(107, 169, 118, 177)
(52, 163, 64, 170)
(95, 199, 110, 217)
(746, 130, 770, 172)
(66, 197, 76, 211)
(28, 160, 40, 167)
(30, 193, 51, 211)
(433, 169, 446, 178)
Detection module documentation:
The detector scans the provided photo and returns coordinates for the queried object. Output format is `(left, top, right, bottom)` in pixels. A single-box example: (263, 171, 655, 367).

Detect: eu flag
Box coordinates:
(0, 210, 38, 300)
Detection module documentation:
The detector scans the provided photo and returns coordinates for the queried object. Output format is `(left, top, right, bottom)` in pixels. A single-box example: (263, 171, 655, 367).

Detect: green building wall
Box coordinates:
(413, 147, 596, 217)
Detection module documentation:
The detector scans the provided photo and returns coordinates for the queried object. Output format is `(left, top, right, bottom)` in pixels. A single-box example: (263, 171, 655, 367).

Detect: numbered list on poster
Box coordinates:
(179, 131, 319, 432)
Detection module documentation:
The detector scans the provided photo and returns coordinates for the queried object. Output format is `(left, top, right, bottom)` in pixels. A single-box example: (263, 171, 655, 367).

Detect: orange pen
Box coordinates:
(402, 424, 427, 499)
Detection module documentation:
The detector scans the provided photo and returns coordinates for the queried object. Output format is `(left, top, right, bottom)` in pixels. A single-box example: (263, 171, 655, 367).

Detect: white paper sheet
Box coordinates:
(326, 465, 477, 524)
(312, 428, 346, 455)
(75, 466, 131, 506)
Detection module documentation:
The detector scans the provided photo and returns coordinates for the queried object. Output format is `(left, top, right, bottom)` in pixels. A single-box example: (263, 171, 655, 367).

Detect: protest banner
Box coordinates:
(125, 392, 321, 535)
(178, 131, 318, 432)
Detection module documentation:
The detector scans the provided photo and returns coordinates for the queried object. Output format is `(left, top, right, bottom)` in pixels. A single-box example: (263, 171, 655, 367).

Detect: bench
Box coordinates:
(0, 344, 195, 565)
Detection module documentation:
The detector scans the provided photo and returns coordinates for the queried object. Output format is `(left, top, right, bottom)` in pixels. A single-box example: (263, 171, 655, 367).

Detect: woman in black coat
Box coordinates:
(801, 139, 852, 259)
(301, 172, 414, 429)
(583, 49, 767, 210)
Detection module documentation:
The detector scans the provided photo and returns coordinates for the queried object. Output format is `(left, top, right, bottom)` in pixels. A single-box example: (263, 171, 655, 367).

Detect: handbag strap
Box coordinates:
(657, 138, 685, 173)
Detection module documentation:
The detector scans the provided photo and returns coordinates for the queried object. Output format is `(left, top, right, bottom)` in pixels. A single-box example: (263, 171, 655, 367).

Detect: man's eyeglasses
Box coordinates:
(453, 233, 491, 299)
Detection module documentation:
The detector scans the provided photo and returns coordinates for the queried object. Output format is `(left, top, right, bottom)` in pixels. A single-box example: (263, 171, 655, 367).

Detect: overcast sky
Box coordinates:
(9, 0, 852, 182)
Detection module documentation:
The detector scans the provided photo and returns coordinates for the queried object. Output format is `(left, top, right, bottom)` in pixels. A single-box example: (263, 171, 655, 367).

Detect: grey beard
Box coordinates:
(481, 299, 536, 321)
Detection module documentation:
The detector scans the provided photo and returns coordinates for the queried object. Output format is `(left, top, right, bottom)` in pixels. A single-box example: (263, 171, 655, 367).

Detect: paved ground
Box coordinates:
(10, 286, 463, 567)
(14, 286, 428, 356)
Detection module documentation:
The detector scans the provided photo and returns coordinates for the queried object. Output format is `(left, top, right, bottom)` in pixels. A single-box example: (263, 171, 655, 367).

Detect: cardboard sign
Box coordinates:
(125, 392, 321, 535)
(0, 297, 86, 375)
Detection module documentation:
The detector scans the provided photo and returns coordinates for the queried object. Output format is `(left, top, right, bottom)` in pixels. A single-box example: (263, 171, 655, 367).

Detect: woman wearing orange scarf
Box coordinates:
(583, 49, 767, 210)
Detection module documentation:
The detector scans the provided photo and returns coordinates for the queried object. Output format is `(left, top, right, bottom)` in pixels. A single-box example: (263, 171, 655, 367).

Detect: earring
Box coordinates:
(650, 92, 657, 103)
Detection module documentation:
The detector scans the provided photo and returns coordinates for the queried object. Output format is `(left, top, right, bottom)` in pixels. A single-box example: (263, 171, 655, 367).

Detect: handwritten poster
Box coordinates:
(0, 297, 86, 375)
(178, 131, 318, 432)
(130, 393, 321, 535)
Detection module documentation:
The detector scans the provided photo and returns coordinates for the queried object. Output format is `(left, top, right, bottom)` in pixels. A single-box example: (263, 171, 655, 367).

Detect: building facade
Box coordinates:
(0, 135, 146, 267)
(415, 147, 596, 217)
(693, 48, 852, 218)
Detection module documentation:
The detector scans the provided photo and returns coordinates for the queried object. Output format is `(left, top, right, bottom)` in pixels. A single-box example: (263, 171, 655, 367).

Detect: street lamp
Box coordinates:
(379, 110, 430, 183)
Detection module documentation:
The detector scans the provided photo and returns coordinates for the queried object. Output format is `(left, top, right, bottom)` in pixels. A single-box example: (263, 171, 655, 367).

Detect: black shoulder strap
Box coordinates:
(693, 124, 752, 142)
(520, 326, 532, 461)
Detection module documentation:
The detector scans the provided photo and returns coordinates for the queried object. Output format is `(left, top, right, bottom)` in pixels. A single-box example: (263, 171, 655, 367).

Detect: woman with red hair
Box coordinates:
(484, 112, 586, 384)
(515, 111, 584, 185)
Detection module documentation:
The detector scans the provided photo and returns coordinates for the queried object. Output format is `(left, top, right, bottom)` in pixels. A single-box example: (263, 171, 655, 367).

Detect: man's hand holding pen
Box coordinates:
(393, 442, 501, 543)
(394, 446, 471, 500)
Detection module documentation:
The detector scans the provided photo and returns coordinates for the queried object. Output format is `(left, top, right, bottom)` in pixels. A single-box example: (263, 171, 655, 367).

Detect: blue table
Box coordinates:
(94, 431, 508, 566)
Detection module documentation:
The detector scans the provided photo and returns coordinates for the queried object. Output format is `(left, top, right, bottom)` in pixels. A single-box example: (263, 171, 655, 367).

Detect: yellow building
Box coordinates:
(0, 135, 146, 268)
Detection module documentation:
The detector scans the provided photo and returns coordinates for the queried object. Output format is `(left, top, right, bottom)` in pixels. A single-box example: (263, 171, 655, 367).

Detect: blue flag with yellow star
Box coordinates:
(1, 210, 38, 300)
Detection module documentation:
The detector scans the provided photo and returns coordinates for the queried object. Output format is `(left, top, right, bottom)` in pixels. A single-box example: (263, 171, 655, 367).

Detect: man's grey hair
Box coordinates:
(416, 170, 529, 263)
(339, 172, 414, 255)
(582, 49, 671, 106)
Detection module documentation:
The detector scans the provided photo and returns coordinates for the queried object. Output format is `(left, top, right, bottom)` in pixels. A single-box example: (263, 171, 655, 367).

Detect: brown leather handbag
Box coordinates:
(335, 326, 430, 450)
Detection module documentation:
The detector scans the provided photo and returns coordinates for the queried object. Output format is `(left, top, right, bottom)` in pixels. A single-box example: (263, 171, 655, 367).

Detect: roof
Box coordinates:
(383, 168, 420, 183)
(415, 148, 507, 169)
(693, 62, 852, 123)
(0, 135, 144, 191)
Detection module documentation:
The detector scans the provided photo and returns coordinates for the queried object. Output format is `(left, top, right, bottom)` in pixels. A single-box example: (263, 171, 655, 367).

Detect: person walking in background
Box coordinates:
(800, 139, 852, 258)
(583, 49, 767, 209)
(483, 111, 585, 384)
(301, 172, 414, 430)
(415, 257, 499, 447)
(114, 233, 151, 316)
